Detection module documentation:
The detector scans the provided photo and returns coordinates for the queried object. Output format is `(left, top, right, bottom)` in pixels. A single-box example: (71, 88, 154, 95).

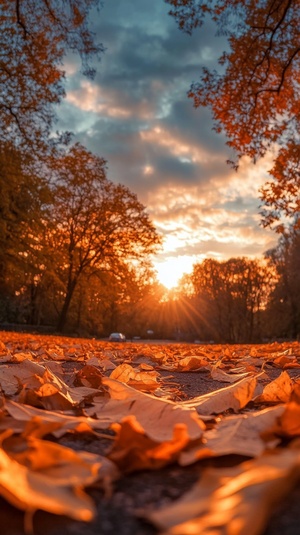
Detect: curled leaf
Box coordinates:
(108, 415, 200, 473)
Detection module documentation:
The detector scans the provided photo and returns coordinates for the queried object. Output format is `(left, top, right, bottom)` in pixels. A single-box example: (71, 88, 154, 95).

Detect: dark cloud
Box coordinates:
(164, 100, 230, 155)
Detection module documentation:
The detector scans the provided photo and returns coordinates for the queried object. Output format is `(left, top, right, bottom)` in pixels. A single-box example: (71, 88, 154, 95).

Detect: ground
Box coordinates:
(0, 332, 300, 535)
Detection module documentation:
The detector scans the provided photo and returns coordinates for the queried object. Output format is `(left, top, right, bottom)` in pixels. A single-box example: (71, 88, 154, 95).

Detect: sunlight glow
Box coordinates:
(140, 126, 213, 163)
(154, 257, 193, 290)
(66, 81, 131, 118)
(143, 165, 154, 175)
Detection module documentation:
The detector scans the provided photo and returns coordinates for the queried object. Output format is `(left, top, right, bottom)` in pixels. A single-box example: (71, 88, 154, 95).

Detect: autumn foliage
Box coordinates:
(0, 0, 103, 148)
(165, 0, 300, 231)
(0, 331, 300, 533)
(0, 2, 162, 336)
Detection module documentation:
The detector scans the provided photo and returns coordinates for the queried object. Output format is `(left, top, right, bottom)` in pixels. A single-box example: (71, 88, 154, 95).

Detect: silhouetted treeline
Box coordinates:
(1, 220, 300, 342)
(156, 231, 300, 343)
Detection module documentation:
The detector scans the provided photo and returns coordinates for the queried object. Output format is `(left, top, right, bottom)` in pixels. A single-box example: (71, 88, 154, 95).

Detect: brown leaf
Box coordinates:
(109, 363, 160, 391)
(0, 361, 46, 396)
(273, 355, 300, 369)
(74, 364, 104, 389)
(108, 415, 198, 473)
(146, 447, 300, 535)
(4, 399, 107, 437)
(182, 375, 259, 415)
(254, 371, 294, 404)
(209, 367, 251, 383)
(0, 442, 97, 521)
(93, 377, 205, 442)
(176, 356, 209, 371)
(13, 361, 102, 408)
(28, 383, 76, 411)
(0, 422, 119, 514)
(0, 340, 7, 355)
(180, 405, 285, 465)
(263, 383, 300, 439)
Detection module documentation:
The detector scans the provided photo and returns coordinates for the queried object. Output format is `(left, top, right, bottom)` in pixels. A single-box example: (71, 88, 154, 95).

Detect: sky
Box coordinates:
(57, 0, 278, 289)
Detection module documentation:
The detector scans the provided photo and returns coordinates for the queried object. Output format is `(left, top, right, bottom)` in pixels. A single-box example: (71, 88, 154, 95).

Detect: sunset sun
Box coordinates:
(154, 257, 193, 290)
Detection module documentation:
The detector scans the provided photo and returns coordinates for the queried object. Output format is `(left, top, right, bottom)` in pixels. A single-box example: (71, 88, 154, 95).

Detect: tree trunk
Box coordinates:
(56, 277, 77, 332)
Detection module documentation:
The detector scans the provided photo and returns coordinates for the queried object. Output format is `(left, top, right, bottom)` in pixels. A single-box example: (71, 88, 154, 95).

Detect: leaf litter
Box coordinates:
(0, 331, 300, 534)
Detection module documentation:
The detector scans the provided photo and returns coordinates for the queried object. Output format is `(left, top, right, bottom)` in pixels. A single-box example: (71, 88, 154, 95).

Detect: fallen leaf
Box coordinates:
(176, 356, 209, 371)
(180, 405, 285, 465)
(182, 375, 259, 415)
(1, 331, 300, 533)
(254, 371, 294, 404)
(110, 363, 160, 391)
(0, 361, 46, 396)
(3, 425, 118, 481)
(108, 415, 198, 473)
(0, 340, 7, 355)
(74, 364, 104, 389)
(146, 447, 300, 535)
(4, 399, 109, 437)
(209, 367, 251, 383)
(263, 383, 300, 439)
(90, 378, 205, 442)
(273, 355, 300, 369)
(0, 443, 97, 521)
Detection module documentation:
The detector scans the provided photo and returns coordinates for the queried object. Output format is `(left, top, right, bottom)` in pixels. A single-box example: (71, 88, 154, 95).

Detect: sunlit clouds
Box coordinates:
(57, 0, 278, 287)
(140, 125, 216, 165)
(66, 81, 132, 119)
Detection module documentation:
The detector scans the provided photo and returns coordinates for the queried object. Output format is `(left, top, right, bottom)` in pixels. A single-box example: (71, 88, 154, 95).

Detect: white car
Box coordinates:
(108, 332, 126, 342)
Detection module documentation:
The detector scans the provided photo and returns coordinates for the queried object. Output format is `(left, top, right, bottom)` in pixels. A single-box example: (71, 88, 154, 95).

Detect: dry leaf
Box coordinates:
(16, 362, 102, 408)
(182, 375, 259, 415)
(0, 340, 7, 355)
(0, 424, 119, 518)
(263, 383, 300, 439)
(210, 367, 251, 383)
(4, 399, 108, 437)
(146, 447, 300, 535)
(180, 405, 285, 465)
(273, 355, 300, 369)
(0, 444, 97, 521)
(0, 361, 46, 396)
(110, 363, 160, 391)
(254, 371, 294, 404)
(1, 332, 300, 532)
(176, 356, 209, 371)
(108, 415, 198, 473)
(95, 377, 205, 442)
(29, 383, 76, 411)
(74, 364, 104, 389)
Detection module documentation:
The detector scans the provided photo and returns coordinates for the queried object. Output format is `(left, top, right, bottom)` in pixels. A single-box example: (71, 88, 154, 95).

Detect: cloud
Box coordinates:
(56, 0, 278, 276)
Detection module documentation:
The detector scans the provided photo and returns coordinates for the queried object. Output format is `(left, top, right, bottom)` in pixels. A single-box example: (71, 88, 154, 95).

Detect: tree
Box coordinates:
(0, 0, 105, 304)
(111, 262, 162, 338)
(265, 230, 300, 339)
(165, 0, 300, 231)
(46, 144, 162, 332)
(0, 0, 104, 148)
(186, 257, 272, 342)
(0, 142, 51, 303)
(58, 261, 160, 337)
(261, 143, 300, 231)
